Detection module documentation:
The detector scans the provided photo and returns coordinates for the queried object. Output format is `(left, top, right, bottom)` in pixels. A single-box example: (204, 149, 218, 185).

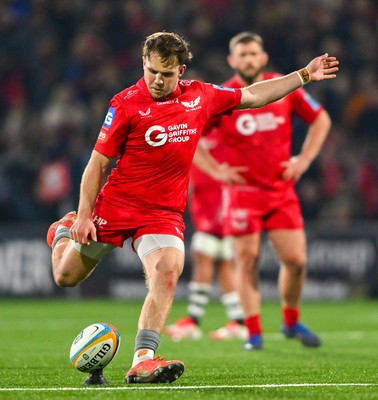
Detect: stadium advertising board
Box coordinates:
(0, 223, 377, 299)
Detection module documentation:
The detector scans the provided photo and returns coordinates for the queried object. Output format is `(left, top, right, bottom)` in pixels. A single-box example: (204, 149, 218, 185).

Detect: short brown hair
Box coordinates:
(229, 32, 264, 54)
(143, 32, 193, 66)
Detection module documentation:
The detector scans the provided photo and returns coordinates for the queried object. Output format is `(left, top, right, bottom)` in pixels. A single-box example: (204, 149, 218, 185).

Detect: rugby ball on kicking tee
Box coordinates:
(70, 322, 121, 373)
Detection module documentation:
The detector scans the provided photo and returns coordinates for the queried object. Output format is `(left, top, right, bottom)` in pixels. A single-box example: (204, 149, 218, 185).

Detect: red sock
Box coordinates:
(244, 315, 262, 336)
(283, 307, 299, 327)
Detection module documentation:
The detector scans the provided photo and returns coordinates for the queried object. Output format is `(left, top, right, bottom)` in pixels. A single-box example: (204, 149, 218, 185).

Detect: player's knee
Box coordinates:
(156, 262, 182, 290)
(236, 249, 259, 274)
(53, 272, 79, 288)
(283, 254, 307, 274)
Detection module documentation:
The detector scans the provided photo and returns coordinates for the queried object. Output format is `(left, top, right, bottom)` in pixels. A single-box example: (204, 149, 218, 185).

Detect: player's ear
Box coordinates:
(179, 64, 186, 77)
(227, 54, 235, 69)
(261, 51, 269, 67)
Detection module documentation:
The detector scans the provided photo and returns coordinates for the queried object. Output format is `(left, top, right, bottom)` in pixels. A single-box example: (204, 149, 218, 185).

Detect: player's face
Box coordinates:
(228, 41, 268, 84)
(143, 53, 185, 99)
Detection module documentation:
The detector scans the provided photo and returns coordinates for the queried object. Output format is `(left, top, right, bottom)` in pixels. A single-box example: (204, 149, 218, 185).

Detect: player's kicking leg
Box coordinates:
(47, 211, 101, 286)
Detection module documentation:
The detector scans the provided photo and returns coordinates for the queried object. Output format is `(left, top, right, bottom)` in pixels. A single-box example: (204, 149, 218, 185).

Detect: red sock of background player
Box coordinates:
(244, 314, 262, 337)
(283, 307, 299, 327)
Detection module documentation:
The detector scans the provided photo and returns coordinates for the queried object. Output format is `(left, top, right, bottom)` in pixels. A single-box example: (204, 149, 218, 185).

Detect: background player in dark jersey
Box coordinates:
(46, 31, 338, 383)
(208, 32, 332, 350)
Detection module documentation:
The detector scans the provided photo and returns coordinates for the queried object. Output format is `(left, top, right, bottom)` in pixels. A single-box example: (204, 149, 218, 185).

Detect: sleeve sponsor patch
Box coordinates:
(103, 106, 115, 128)
(212, 84, 236, 92)
(304, 93, 321, 111)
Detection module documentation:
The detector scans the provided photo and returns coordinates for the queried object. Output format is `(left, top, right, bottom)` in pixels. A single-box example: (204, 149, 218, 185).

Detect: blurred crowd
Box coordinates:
(0, 0, 377, 224)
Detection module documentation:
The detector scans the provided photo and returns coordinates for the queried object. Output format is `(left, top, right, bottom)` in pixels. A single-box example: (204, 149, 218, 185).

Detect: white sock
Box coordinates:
(221, 291, 244, 322)
(132, 349, 155, 367)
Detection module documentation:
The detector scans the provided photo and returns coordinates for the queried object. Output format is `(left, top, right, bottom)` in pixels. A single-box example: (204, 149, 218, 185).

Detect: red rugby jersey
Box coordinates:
(94, 78, 241, 214)
(213, 73, 324, 193)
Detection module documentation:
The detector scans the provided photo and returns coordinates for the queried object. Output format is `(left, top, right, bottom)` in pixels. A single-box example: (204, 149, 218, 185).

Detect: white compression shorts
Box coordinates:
(133, 234, 185, 259)
(73, 234, 185, 260)
(190, 231, 234, 260)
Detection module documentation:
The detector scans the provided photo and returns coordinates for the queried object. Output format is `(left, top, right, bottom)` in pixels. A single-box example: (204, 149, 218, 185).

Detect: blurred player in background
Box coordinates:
(46, 31, 338, 384)
(213, 32, 332, 350)
(165, 128, 247, 341)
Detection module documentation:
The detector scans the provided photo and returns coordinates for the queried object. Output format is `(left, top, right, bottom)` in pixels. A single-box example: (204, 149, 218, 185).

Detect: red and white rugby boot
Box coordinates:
(46, 211, 77, 247)
(125, 356, 185, 384)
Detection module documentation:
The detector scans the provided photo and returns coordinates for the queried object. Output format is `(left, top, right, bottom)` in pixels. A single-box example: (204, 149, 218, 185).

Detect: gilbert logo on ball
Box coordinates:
(70, 323, 120, 373)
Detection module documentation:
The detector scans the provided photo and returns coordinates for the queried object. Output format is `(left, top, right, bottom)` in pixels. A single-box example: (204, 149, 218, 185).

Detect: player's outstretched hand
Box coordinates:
(306, 53, 339, 81)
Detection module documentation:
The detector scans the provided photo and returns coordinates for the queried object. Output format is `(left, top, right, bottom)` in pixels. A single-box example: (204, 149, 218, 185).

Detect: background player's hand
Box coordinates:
(70, 216, 97, 245)
(215, 162, 247, 185)
(306, 53, 339, 81)
(280, 156, 310, 182)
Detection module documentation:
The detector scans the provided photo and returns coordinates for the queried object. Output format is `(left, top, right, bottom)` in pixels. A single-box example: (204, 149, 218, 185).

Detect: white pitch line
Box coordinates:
(0, 383, 376, 391)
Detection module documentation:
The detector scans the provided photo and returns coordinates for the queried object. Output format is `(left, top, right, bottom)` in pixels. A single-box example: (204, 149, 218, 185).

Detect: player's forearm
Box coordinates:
(193, 145, 220, 179)
(77, 151, 110, 218)
(300, 110, 331, 163)
(240, 72, 303, 109)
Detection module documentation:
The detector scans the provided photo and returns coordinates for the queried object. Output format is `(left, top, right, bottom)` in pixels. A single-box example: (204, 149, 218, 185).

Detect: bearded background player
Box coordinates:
(209, 32, 332, 350)
(46, 31, 338, 384)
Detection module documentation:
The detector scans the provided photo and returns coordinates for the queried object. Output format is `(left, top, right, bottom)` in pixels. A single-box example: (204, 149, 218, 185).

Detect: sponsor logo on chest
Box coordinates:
(235, 112, 284, 136)
(145, 123, 198, 147)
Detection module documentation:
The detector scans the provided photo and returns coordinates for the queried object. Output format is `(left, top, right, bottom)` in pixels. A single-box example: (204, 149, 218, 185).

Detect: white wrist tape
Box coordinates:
(296, 68, 311, 86)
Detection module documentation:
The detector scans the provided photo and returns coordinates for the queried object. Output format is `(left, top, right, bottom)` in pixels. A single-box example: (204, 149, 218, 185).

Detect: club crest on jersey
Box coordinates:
(181, 96, 201, 111)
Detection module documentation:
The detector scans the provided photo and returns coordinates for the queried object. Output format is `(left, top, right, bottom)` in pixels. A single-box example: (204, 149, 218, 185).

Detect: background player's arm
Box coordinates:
(70, 150, 112, 244)
(193, 144, 246, 185)
(239, 54, 338, 109)
(281, 110, 331, 182)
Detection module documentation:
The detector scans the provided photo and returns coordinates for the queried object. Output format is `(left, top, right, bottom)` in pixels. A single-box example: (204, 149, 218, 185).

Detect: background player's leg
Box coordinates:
(269, 229, 321, 347)
(233, 233, 263, 350)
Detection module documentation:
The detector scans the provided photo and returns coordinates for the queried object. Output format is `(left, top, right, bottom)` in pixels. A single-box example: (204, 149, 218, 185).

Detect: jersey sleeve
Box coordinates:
(202, 83, 242, 120)
(94, 96, 129, 158)
(290, 87, 324, 124)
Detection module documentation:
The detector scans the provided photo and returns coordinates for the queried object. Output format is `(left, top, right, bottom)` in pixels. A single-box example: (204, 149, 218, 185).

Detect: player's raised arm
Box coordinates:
(238, 53, 339, 109)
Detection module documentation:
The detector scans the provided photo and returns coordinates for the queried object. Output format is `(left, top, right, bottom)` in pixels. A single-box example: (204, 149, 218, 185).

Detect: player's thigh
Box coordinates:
(268, 229, 307, 267)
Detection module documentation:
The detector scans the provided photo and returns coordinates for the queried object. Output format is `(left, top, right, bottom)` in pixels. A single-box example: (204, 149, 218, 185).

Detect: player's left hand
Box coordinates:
(306, 53, 339, 81)
(215, 162, 247, 185)
(280, 156, 310, 182)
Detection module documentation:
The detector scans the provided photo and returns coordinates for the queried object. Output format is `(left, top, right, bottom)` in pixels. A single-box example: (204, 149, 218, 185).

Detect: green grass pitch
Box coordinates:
(1, 299, 377, 399)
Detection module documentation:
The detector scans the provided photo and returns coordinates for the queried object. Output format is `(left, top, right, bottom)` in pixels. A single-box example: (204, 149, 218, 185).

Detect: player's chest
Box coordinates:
(127, 100, 206, 150)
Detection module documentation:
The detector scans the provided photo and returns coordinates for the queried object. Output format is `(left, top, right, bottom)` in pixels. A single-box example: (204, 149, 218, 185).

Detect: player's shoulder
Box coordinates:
(178, 79, 206, 92)
(112, 84, 141, 104)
